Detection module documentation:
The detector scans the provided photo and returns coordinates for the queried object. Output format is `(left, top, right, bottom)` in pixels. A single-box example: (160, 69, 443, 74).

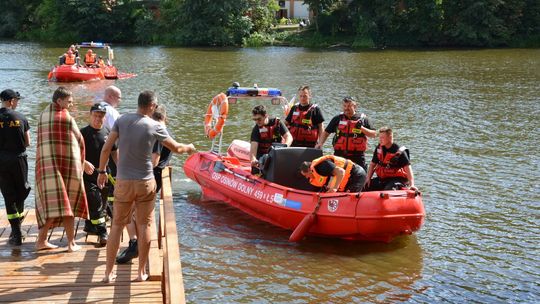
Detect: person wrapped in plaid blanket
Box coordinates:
(35, 87, 88, 252)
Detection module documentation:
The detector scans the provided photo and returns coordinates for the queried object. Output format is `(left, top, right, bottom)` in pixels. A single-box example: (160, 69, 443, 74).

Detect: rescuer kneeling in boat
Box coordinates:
(250, 105, 293, 174)
(299, 155, 367, 193)
(365, 127, 417, 191)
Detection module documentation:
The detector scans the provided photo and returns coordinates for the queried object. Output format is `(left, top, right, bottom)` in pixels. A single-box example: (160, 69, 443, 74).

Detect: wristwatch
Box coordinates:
(97, 169, 106, 174)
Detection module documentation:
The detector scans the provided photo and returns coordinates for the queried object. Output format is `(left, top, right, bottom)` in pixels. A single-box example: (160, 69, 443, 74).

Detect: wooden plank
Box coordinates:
(0, 209, 9, 238)
(0, 206, 166, 304)
(161, 167, 186, 304)
(148, 211, 162, 281)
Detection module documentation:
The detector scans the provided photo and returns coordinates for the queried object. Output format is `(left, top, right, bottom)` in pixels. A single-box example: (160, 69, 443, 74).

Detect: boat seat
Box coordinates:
(261, 147, 323, 191)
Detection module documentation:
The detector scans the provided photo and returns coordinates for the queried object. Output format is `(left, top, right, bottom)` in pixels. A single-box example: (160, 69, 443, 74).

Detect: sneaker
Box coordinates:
(116, 239, 138, 264)
(8, 234, 22, 246)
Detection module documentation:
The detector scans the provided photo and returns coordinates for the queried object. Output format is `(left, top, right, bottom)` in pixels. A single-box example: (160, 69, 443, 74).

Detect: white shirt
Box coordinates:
(100, 101, 120, 130)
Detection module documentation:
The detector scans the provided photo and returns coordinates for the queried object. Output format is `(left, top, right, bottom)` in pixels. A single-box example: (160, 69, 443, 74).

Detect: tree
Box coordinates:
(161, 0, 253, 46)
(303, 0, 342, 32)
(442, 0, 526, 46)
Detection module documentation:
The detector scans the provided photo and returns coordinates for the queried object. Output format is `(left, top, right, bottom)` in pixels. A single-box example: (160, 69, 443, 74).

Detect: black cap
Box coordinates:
(90, 103, 107, 113)
(342, 96, 356, 103)
(0, 89, 22, 101)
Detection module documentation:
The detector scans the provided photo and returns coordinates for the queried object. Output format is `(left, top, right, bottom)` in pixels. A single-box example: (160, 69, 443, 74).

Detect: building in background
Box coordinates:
(277, 0, 310, 20)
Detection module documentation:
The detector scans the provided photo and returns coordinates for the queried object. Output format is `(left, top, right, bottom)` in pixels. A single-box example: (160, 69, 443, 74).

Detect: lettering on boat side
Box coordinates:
(254, 190, 274, 203)
(211, 172, 254, 196)
(328, 199, 339, 212)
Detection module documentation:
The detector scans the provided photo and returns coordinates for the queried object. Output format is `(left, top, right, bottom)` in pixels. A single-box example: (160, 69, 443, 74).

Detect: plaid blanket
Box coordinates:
(35, 103, 88, 228)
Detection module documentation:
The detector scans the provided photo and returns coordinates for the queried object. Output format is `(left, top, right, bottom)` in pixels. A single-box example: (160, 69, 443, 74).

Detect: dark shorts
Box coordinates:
(345, 164, 367, 193)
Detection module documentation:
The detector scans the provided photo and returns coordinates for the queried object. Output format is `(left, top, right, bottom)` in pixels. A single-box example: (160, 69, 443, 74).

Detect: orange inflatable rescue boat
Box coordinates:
(184, 86, 425, 242)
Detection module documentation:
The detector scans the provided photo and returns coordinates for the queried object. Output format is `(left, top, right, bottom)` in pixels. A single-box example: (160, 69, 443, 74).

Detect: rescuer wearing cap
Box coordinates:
(0, 89, 31, 246)
(80, 103, 118, 246)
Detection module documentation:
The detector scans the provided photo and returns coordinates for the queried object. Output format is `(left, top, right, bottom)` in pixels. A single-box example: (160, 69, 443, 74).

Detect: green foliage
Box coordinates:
(249, 0, 280, 33)
(243, 32, 275, 47)
(160, 0, 253, 46)
(442, 0, 527, 46)
(303, 0, 342, 32)
(0, 0, 538, 47)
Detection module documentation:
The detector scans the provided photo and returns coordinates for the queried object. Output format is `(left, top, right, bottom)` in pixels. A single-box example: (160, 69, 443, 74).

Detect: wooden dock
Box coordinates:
(0, 167, 185, 304)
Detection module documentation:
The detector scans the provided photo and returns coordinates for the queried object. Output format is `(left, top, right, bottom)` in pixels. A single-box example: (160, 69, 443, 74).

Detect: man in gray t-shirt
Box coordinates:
(97, 90, 196, 283)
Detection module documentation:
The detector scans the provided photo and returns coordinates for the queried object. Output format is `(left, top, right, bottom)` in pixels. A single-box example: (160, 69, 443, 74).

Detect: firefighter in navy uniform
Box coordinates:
(249, 105, 292, 174)
(316, 96, 376, 170)
(80, 103, 118, 245)
(299, 155, 367, 193)
(366, 127, 416, 191)
(0, 89, 31, 246)
(285, 85, 325, 148)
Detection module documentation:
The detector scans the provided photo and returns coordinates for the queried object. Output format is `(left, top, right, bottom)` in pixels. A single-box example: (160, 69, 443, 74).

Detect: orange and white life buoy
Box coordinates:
(204, 93, 229, 139)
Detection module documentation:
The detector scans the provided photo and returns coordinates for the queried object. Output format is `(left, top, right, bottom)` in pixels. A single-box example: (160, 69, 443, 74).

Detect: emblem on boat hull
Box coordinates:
(328, 199, 339, 212)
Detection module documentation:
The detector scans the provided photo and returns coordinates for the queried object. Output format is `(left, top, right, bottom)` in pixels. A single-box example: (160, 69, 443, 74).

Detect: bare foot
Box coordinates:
(134, 273, 149, 282)
(35, 242, 59, 251)
(68, 243, 81, 252)
(101, 273, 117, 283)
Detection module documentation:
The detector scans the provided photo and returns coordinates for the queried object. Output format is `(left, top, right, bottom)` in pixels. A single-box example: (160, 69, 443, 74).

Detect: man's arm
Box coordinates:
(250, 141, 259, 167)
(161, 137, 196, 154)
(282, 131, 293, 146)
(315, 131, 330, 149)
(152, 153, 160, 167)
(97, 131, 118, 189)
(316, 122, 324, 146)
(327, 166, 345, 192)
(403, 165, 416, 190)
(360, 126, 377, 138)
(24, 130, 30, 147)
(110, 149, 118, 165)
(365, 161, 376, 188)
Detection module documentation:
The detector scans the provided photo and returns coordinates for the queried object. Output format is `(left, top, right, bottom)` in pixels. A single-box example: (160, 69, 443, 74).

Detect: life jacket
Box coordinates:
(333, 113, 368, 154)
(257, 118, 282, 157)
(309, 155, 354, 191)
(288, 103, 319, 146)
(85, 53, 96, 65)
(375, 144, 409, 179)
(65, 53, 76, 65)
(97, 59, 105, 67)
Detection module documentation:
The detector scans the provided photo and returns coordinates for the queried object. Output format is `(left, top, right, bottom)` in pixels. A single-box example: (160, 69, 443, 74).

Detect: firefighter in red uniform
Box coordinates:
(250, 105, 292, 173)
(366, 127, 416, 191)
(285, 85, 325, 148)
(299, 155, 366, 193)
(315, 96, 376, 169)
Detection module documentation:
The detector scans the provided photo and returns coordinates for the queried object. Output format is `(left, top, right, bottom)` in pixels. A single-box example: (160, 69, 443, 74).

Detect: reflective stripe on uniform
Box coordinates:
(107, 174, 116, 186)
(107, 196, 114, 202)
(90, 217, 106, 225)
(7, 212, 22, 220)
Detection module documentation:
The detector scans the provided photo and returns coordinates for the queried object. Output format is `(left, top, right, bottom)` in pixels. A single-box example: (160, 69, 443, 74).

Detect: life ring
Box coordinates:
(204, 93, 229, 139)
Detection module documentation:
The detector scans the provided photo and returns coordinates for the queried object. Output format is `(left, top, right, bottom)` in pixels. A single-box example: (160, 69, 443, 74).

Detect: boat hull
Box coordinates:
(184, 152, 425, 242)
(49, 65, 118, 82)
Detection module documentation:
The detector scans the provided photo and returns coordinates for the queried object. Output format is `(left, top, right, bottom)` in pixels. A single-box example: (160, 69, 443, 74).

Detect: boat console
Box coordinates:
(260, 147, 323, 191)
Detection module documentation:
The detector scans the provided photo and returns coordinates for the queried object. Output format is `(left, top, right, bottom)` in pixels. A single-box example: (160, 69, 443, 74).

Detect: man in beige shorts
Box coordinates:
(97, 90, 196, 283)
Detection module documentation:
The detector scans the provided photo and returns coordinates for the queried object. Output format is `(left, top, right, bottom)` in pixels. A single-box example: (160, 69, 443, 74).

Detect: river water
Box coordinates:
(0, 41, 539, 303)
